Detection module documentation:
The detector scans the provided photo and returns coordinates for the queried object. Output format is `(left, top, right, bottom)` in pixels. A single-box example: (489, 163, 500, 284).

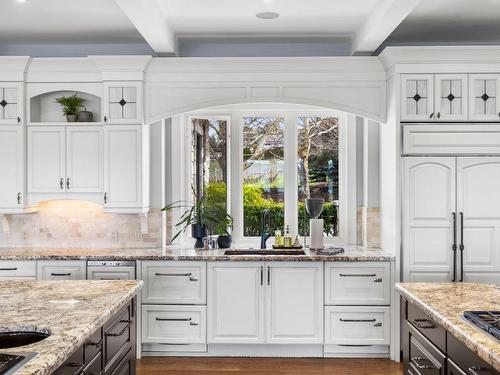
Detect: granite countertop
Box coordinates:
(0, 280, 142, 375)
(396, 282, 500, 372)
(0, 245, 395, 262)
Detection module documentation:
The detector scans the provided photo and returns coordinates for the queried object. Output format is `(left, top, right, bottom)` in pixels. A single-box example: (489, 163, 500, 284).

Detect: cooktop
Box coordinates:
(464, 311, 500, 341)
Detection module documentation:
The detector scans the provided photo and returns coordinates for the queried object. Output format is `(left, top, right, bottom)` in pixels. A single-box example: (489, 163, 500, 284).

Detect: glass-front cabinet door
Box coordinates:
(401, 74, 434, 122)
(468, 74, 500, 121)
(434, 74, 468, 121)
(103, 82, 142, 124)
(0, 82, 23, 124)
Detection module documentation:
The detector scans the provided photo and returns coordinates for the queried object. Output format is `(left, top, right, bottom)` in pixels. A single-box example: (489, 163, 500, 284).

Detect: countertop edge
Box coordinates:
(23, 281, 143, 375)
(395, 283, 500, 372)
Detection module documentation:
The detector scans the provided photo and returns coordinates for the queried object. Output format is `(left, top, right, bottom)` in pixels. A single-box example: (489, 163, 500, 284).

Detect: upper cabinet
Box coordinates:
(0, 82, 23, 124)
(401, 74, 468, 122)
(103, 82, 143, 124)
(468, 74, 500, 121)
(0, 126, 25, 211)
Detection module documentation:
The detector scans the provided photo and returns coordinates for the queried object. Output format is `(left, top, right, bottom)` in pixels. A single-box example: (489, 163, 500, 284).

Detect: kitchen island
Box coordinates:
(396, 282, 500, 374)
(0, 280, 141, 375)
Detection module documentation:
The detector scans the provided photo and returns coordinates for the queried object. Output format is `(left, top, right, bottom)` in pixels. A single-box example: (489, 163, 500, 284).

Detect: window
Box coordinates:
(243, 117, 285, 236)
(185, 110, 349, 245)
(297, 117, 339, 237)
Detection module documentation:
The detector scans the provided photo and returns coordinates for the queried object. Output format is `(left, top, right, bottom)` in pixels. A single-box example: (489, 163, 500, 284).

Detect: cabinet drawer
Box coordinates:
(37, 261, 86, 280)
(325, 262, 390, 305)
(104, 304, 133, 373)
(142, 305, 206, 344)
(408, 323, 445, 375)
(0, 261, 36, 278)
(87, 267, 136, 280)
(407, 302, 446, 353)
(324, 306, 390, 345)
(85, 328, 103, 363)
(141, 261, 206, 304)
(53, 346, 84, 375)
(447, 333, 498, 375)
(108, 348, 134, 375)
(447, 358, 467, 375)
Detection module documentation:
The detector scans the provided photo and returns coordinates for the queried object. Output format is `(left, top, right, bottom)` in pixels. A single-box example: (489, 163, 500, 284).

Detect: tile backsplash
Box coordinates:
(0, 200, 162, 248)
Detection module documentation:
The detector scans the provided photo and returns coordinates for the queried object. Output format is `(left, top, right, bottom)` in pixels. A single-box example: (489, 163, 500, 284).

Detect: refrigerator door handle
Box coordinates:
(452, 212, 457, 282)
(459, 212, 464, 282)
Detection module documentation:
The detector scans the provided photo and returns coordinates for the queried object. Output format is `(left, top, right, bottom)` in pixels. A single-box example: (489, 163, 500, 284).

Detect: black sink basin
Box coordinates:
(224, 249, 306, 256)
(0, 332, 49, 349)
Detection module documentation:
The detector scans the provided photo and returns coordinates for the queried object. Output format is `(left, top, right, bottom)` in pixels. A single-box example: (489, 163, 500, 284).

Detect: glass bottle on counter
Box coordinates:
(283, 225, 292, 247)
(274, 230, 283, 247)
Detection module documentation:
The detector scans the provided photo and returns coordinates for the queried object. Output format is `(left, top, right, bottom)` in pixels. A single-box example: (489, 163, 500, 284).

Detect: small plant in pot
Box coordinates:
(55, 93, 85, 122)
(162, 188, 232, 249)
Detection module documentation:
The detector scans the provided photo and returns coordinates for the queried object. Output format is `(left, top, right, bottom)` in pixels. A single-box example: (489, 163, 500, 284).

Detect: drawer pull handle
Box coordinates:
(411, 357, 437, 370)
(100, 277, 122, 280)
(156, 317, 199, 326)
(0, 268, 18, 271)
(51, 273, 71, 277)
(67, 362, 84, 368)
(155, 272, 198, 281)
(339, 273, 377, 277)
(106, 319, 132, 337)
(373, 278, 383, 283)
(412, 318, 436, 329)
(468, 367, 492, 375)
(340, 318, 377, 323)
(87, 339, 103, 349)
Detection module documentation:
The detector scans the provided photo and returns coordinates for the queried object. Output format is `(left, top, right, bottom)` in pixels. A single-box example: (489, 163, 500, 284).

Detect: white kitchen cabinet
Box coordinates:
(207, 262, 323, 345)
(0, 82, 23, 124)
(468, 74, 500, 121)
(325, 262, 390, 306)
(403, 157, 456, 282)
(457, 158, 500, 284)
(265, 262, 323, 344)
(401, 74, 468, 122)
(28, 126, 103, 194)
(103, 82, 142, 124)
(207, 262, 265, 344)
(66, 127, 103, 193)
(434, 74, 468, 121)
(103, 125, 145, 210)
(324, 306, 390, 346)
(401, 74, 434, 121)
(37, 260, 86, 280)
(141, 261, 206, 305)
(142, 305, 207, 344)
(0, 126, 24, 211)
(27, 126, 66, 193)
(0, 261, 36, 280)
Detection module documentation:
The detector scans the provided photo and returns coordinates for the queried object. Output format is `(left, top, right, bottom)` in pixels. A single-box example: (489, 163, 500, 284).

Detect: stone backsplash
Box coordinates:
(0, 200, 162, 248)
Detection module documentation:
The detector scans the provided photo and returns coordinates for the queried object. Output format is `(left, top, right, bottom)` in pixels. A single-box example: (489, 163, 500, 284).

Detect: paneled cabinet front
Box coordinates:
(468, 74, 500, 121)
(103, 82, 142, 124)
(37, 260, 87, 280)
(207, 262, 323, 344)
(103, 125, 144, 210)
(0, 82, 23, 124)
(27, 126, 103, 194)
(401, 74, 468, 122)
(0, 126, 24, 210)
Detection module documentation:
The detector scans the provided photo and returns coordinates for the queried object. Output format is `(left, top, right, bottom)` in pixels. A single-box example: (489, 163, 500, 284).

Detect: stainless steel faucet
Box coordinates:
(260, 209, 272, 249)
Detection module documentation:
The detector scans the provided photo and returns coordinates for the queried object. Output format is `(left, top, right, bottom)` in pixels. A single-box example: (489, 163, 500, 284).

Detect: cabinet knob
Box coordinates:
(437, 112, 441, 119)
(429, 112, 434, 119)
(104, 115, 107, 122)
(104, 192, 108, 204)
(60, 178, 64, 190)
(17, 116, 21, 124)
(17, 192, 21, 204)
(66, 178, 70, 190)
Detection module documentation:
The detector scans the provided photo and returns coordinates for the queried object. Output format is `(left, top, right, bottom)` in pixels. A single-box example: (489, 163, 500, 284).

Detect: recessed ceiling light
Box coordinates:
(16, 0, 28, 3)
(256, 12, 280, 20)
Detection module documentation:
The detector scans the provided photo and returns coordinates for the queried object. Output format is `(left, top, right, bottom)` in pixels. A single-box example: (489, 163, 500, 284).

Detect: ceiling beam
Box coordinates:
(351, 0, 421, 55)
(113, 0, 176, 55)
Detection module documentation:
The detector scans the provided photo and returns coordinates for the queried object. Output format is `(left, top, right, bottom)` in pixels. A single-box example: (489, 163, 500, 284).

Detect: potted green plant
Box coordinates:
(55, 93, 85, 122)
(162, 188, 232, 248)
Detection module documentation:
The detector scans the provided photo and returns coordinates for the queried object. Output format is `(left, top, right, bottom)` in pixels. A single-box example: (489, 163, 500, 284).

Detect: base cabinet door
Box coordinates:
(207, 262, 265, 344)
(0, 126, 24, 209)
(265, 262, 323, 344)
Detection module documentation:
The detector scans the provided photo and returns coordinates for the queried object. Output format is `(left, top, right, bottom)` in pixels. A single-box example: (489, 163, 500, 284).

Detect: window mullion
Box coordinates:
(284, 114, 298, 235)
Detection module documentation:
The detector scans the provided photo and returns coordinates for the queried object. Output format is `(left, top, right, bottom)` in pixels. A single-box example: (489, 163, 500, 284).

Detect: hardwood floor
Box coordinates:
(136, 357, 403, 375)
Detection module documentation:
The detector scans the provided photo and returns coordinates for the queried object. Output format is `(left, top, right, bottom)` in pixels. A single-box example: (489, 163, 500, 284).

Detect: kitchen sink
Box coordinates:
(0, 332, 49, 349)
(224, 249, 306, 256)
